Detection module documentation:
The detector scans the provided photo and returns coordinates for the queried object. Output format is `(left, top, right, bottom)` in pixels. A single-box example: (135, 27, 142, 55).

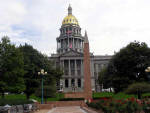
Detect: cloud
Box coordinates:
(0, 0, 150, 55)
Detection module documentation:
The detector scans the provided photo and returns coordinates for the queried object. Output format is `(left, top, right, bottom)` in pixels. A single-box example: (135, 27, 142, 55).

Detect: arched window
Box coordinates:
(78, 79, 81, 88)
(65, 79, 68, 88)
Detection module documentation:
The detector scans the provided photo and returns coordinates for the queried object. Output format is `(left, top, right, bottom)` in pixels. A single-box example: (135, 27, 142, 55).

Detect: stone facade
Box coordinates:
(49, 5, 112, 92)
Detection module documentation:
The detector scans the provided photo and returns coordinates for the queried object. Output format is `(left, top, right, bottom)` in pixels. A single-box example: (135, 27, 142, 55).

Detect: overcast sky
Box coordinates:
(0, 0, 150, 56)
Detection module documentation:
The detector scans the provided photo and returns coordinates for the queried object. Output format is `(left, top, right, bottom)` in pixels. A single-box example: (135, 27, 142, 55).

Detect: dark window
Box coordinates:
(78, 79, 81, 88)
(77, 70, 81, 75)
(64, 70, 68, 75)
(69, 27, 72, 30)
(65, 79, 68, 88)
(71, 79, 75, 86)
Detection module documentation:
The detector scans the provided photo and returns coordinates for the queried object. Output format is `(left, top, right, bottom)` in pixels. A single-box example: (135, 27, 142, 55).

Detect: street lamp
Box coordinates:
(92, 88, 95, 98)
(38, 69, 47, 104)
(72, 83, 76, 92)
(60, 83, 63, 92)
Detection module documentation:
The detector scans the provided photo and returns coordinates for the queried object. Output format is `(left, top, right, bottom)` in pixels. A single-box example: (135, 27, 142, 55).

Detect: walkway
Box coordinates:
(47, 106, 87, 113)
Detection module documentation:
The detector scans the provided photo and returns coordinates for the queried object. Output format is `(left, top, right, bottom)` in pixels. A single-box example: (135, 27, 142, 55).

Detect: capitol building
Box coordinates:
(50, 5, 112, 92)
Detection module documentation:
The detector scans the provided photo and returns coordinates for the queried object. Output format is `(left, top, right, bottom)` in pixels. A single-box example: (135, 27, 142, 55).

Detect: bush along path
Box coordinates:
(87, 97, 150, 113)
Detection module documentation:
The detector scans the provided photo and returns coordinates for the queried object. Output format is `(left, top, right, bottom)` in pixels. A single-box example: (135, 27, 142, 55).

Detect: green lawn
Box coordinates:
(0, 94, 31, 105)
(93, 92, 150, 99)
(1, 92, 150, 105)
(0, 93, 64, 105)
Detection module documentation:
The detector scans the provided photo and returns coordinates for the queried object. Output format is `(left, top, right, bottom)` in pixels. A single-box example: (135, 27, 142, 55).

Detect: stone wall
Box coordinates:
(64, 92, 85, 98)
(37, 101, 86, 110)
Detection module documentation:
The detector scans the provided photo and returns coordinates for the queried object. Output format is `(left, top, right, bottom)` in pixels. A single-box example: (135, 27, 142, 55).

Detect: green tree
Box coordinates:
(98, 68, 107, 84)
(125, 82, 150, 95)
(0, 36, 25, 98)
(98, 67, 113, 92)
(103, 41, 150, 92)
(19, 44, 45, 99)
(19, 44, 63, 99)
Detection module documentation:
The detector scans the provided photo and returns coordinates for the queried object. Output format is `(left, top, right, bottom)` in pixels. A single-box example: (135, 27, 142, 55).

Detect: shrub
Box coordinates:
(0, 99, 33, 106)
(59, 98, 84, 101)
(125, 82, 150, 95)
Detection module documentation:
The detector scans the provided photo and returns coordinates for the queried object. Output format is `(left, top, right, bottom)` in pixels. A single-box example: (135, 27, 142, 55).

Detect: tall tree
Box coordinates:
(19, 44, 63, 99)
(103, 41, 150, 92)
(19, 44, 44, 99)
(0, 36, 25, 98)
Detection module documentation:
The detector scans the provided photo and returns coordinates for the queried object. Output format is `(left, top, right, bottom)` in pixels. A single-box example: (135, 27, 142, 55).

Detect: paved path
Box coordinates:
(47, 106, 87, 113)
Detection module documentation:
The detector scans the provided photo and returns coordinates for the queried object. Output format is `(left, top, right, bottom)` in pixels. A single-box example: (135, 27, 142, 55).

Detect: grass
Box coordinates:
(1, 92, 149, 105)
(30, 93, 64, 101)
(112, 92, 136, 99)
(93, 92, 114, 98)
(93, 92, 137, 99)
(142, 93, 150, 97)
(0, 94, 32, 106)
(0, 93, 64, 105)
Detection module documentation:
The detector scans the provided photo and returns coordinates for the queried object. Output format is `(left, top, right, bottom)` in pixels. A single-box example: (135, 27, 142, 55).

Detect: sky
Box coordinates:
(0, 0, 150, 56)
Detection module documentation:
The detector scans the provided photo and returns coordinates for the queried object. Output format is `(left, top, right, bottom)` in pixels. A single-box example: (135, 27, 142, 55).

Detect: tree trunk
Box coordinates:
(45, 98, 47, 104)
(26, 94, 30, 100)
(2, 92, 4, 98)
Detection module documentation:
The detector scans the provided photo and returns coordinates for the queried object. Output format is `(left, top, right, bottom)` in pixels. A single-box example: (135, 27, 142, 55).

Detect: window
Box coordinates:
(71, 79, 75, 86)
(64, 70, 68, 75)
(69, 27, 72, 30)
(78, 79, 81, 88)
(65, 79, 68, 88)
(77, 70, 81, 75)
(71, 70, 75, 75)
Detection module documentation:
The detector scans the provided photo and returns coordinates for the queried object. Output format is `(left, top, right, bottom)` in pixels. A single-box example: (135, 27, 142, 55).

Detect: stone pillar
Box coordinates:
(69, 78, 71, 87)
(63, 60, 64, 70)
(68, 59, 71, 76)
(68, 37, 69, 50)
(57, 39, 58, 52)
(83, 31, 92, 100)
(73, 38, 74, 49)
(75, 60, 77, 76)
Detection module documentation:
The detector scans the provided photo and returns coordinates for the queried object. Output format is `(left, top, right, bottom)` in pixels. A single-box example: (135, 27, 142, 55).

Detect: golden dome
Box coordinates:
(62, 5, 79, 25)
(62, 14, 79, 25)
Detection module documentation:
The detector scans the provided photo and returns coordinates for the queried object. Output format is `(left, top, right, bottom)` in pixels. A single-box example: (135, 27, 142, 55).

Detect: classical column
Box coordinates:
(73, 38, 74, 49)
(81, 60, 83, 77)
(68, 37, 69, 50)
(68, 59, 71, 76)
(63, 60, 64, 70)
(57, 39, 58, 52)
(75, 60, 77, 76)
(69, 78, 71, 88)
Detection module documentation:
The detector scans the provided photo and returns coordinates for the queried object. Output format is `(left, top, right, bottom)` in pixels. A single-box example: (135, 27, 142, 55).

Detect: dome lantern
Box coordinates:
(62, 5, 79, 25)
(68, 4, 72, 15)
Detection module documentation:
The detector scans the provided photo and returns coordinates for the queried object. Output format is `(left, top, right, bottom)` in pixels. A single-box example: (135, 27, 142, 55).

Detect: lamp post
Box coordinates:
(60, 83, 63, 92)
(38, 69, 47, 104)
(92, 88, 95, 98)
(72, 83, 75, 92)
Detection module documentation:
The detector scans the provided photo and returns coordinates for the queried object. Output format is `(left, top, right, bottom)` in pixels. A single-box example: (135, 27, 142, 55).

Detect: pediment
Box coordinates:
(60, 50, 83, 57)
